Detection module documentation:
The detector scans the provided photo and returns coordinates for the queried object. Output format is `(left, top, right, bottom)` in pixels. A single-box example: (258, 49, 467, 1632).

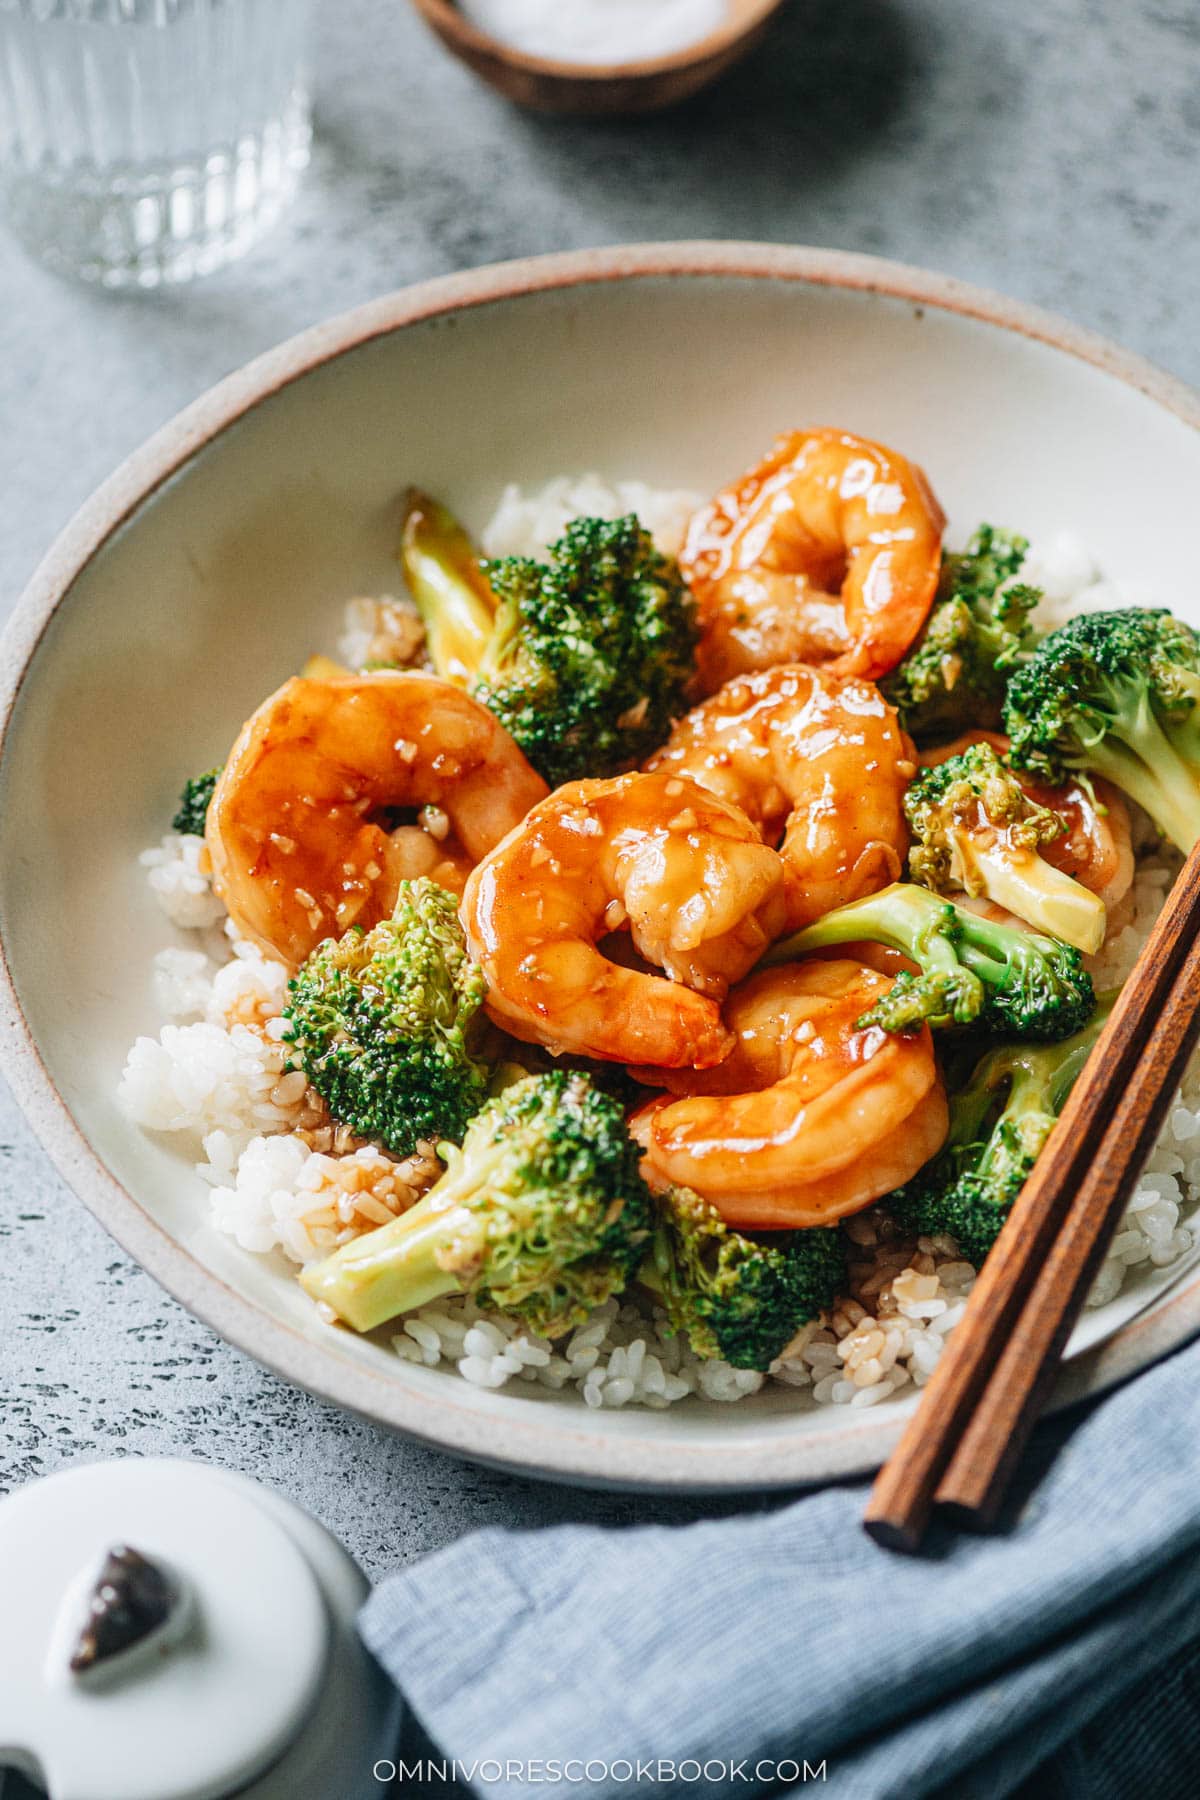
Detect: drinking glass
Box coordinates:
(0, 0, 314, 288)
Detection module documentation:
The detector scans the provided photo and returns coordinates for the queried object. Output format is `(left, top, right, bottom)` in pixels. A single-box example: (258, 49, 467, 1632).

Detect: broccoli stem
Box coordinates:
(949, 830, 1106, 954)
(769, 883, 969, 981)
(767, 886, 988, 1032)
(300, 1198, 467, 1330)
(300, 1141, 517, 1330)
(1073, 718, 1200, 854)
(963, 1030, 1094, 1173)
(774, 882, 1054, 989)
(963, 1000, 1109, 1185)
(766, 880, 1094, 1040)
(303, 1070, 651, 1338)
(399, 488, 496, 684)
(890, 998, 1110, 1259)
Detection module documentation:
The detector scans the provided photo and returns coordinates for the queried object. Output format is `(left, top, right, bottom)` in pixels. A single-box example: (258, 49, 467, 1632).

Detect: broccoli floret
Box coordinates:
(172, 767, 222, 837)
(882, 525, 1041, 743)
(477, 514, 699, 784)
(283, 878, 490, 1158)
(889, 1000, 1109, 1262)
(1003, 607, 1200, 853)
(301, 1071, 653, 1335)
(399, 488, 497, 682)
(399, 493, 698, 785)
(904, 741, 1106, 953)
(639, 1186, 845, 1370)
(768, 881, 1094, 1042)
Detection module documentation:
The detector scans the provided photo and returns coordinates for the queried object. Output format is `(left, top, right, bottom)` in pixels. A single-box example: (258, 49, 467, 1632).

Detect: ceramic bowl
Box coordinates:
(3, 244, 1200, 1492)
(408, 0, 784, 115)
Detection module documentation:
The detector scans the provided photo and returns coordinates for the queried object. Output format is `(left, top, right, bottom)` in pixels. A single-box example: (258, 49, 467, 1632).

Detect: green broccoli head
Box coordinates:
(769, 881, 1094, 1042)
(893, 1160, 1029, 1269)
(399, 495, 699, 784)
(882, 524, 1041, 743)
(889, 1001, 1109, 1262)
(1003, 607, 1200, 852)
(283, 878, 489, 1158)
(858, 965, 987, 1034)
(473, 514, 699, 785)
(301, 1070, 653, 1336)
(903, 742, 1106, 953)
(641, 1186, 846, 1370)
(172, 767, 222, 837)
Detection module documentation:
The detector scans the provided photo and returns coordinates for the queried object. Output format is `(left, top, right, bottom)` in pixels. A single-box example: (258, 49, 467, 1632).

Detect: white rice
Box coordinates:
(208, 1132, 440, 1266)
(770, 1239, 978, 1404)
(392, 1294, 763, 1408)
(120, 916, 311, 1167)
(1022, 530, 1160, 631)
(152, 923, 291, 1027)
(118, 499, 1200, 1412)
(337, 593, 426, 671)
(119, 1014, 308, 1157)
(481, 474, 700, 563)
(140, 832, 226, 932)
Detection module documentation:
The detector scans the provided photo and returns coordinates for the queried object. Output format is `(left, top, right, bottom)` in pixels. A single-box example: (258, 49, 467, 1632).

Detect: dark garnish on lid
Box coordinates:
(69, 1544, 173, 1673)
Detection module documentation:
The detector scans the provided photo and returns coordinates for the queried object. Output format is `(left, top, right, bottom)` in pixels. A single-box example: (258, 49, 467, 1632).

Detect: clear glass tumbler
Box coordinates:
(0, 0, 314, 289)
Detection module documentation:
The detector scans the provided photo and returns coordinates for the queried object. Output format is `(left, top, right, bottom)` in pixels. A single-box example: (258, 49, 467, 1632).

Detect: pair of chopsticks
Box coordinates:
(865, 838, 1200, 1553)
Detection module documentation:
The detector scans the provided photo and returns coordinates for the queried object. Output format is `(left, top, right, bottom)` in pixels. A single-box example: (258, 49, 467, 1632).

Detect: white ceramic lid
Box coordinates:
(0, 1461, 329, 1800)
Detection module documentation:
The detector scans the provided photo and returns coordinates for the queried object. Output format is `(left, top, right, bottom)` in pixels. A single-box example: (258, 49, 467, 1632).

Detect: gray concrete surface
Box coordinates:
(1, 0, 1198, 1572)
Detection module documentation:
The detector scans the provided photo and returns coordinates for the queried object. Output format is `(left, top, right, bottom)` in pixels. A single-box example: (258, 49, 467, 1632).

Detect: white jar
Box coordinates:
(0, 1459, 400, 1800)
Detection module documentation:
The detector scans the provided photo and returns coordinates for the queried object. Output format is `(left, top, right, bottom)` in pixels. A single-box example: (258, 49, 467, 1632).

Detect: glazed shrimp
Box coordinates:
(630, 959, 947, 1228)
(646, 663, 914, 930)
(207, 671, 549, 967)
(681, 428, 945, 692)
(460, 769, 791, 1069)
(921, 731, 1134, 914)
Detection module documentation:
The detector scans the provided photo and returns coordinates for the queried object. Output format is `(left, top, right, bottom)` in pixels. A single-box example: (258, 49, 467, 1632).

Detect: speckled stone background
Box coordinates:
(2, 0, 1198, 1572)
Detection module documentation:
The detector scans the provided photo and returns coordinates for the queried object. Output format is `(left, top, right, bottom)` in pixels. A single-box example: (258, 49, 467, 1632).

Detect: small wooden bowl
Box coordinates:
(408, 0, 786, 116)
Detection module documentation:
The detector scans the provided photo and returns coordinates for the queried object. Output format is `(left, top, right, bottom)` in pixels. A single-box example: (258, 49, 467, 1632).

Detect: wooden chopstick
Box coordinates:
(864, 837, 1200, 1553)
(936, 919, 1200, 1524)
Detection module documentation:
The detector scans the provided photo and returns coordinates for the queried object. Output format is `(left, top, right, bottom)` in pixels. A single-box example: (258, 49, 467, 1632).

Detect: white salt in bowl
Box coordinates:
(407, 0, 786, 114)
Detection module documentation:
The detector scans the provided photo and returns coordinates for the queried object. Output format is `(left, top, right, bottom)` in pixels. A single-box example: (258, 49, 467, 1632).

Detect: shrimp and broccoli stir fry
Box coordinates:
(151, 428, 1200, 1387)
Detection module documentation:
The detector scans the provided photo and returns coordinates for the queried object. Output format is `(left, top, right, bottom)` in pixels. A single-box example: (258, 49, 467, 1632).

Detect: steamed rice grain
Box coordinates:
(481, 474, 700, 562)
(141, 832, 226, 931)
(209, 1133, 439, 1264)
(337, 594, 426, 671)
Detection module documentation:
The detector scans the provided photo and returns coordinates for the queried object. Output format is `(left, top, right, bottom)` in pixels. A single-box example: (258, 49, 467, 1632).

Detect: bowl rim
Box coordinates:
(409, 0, 784, 82)
(3, 241, 1200, 1493)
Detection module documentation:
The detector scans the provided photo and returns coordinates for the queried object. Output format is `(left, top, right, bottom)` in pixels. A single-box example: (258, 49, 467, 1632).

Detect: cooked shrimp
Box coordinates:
(681, 428, 945, 692)
(646, 663, 913, 930)
(460, 769, 791, 1069)
(709, 1087, 949, 1230)
(921, 730, 1134, 914)
(207, 671, 548, 966)
(1027, 775, 1134, 917)
(630, 959, 946, 1228)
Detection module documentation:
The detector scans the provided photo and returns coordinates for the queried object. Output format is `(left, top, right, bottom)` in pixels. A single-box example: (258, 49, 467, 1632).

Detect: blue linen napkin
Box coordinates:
(360, 1335, 1200, 1799)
